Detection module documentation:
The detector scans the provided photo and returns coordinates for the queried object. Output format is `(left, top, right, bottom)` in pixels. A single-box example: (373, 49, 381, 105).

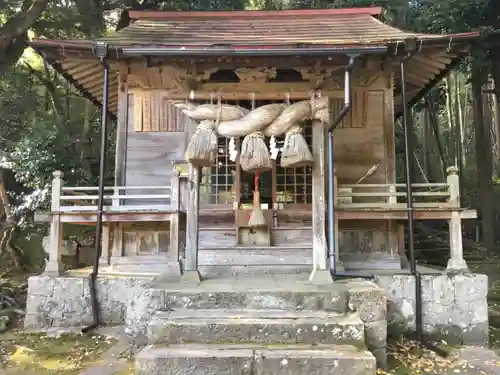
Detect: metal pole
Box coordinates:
(400, 52, 422, 343)
(82, 41, 109, 333)
(327, 56, 355, 274)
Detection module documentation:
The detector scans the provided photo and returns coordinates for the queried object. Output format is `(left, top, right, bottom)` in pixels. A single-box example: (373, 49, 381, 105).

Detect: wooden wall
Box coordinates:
(124, 91, 195, 205)
(332, 75, 394, 184)
(332, 74, 399, 266)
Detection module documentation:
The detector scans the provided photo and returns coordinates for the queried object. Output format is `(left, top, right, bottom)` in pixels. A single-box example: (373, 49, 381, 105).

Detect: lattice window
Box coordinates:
(200, 136, 236, 205)
(275, 122, 313, 204)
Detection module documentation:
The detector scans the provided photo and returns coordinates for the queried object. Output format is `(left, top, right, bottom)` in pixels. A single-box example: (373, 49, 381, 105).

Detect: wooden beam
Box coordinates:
(128, 86, 344, 101)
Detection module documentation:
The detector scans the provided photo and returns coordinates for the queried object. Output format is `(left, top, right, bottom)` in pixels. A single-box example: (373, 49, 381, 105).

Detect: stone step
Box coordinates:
(135, 343, 376, 375)
(146, 308, 365, 346)
(197, 264, 312, 277)
(160, 279, 348, 312)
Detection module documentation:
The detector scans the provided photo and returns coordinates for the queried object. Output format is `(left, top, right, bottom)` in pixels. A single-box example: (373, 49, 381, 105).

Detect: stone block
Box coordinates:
(147, 309, 365, 346)
(253, 346, 376, 375)
(347, 281, 387, 323)
(27, 276, 55, 297)
(25, 275, 156, 331)
(135, 344, 254, 375)
(374, 273, 489, 348)
(125, 288, 166, 347)
(135, 344, 376, 375)
(163, 290, 347, 312)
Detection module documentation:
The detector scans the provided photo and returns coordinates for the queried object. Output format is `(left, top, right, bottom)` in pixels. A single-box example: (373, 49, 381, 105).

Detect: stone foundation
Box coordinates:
(24, 271, 489, 368)
(375, 273, 489, 346)
(24, 275, 155, 329)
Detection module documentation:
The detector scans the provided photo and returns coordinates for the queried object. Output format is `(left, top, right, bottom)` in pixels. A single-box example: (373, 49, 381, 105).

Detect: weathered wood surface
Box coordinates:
(199, 228, 237, 247)
(272, 227, 311, 246)
(122, 224, 170, 256)
(311, 119, 328, 271)
(114, 72, 129, 187)
(125, 95, 194, 206)
(184, 165, 200, 271)
(333, 79, 389, 185)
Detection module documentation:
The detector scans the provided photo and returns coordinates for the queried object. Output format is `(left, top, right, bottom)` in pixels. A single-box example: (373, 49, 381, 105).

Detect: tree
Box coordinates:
(0, 0, 49, 70)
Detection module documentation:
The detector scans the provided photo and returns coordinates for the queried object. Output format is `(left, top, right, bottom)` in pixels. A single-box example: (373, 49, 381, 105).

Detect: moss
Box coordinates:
(0, 330, 114, 375)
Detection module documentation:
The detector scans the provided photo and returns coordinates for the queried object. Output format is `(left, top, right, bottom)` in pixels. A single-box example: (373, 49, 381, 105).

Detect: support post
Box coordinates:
(44, 170, 64, 276)
(447, 166, 460, 207)
(110, 224, 123, 262)
(181, 164, 202, 283)
(333, 168, 343, 271)
(446, 166, 468, 272)
(309, 120, 333, 284)
(156, 169, 183, 280)
(99, 224, 111, 266)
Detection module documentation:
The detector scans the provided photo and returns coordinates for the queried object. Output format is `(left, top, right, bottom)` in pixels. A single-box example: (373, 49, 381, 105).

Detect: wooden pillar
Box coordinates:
(99, 224, 111, 266)
(110, 63, 129, 261)
(114, 63, 129, 188)
(110, 224, 123, 262)
(44, 170, 64, 276)
(309, 120, 333, 284)
(446, 166, 468, 272)
(181, 164, 202, 283)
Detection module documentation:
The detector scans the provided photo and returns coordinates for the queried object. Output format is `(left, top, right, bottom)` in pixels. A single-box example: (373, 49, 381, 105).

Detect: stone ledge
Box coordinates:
(147, 309, 365, 346)
(136, 343, 376, 375)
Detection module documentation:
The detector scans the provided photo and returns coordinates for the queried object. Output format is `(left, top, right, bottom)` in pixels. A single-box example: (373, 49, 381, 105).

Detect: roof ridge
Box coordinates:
(127, 7, 382, 20)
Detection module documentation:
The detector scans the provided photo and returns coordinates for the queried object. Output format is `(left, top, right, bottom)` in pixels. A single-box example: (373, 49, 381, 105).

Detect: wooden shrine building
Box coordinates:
(32, 7, 480, 283)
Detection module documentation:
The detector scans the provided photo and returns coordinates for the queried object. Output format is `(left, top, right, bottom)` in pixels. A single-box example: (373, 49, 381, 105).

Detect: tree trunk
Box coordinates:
(451, 72, 465, 205)
(472, 73, 495, 253)
(426, 95, 449, 179)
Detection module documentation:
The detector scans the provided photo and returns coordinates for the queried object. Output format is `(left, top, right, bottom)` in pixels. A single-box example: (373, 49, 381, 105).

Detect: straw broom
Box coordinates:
(248, 172, 267, 228)
(184, 100, 222, 167)
(280, 124, 313, 168)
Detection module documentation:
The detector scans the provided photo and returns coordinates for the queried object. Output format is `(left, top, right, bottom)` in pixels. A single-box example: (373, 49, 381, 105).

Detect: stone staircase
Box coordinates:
(133, 275, 387, 375)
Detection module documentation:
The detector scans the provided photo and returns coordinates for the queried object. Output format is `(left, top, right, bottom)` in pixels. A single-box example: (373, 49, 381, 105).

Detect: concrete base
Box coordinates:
(446, 257, 469, 273)
(180, 270, 202, 284)
(375, 272, 489, 346)
(309, 268, 334, 285)
(43, 261, 64, 277)
(136, 343, 376, 375)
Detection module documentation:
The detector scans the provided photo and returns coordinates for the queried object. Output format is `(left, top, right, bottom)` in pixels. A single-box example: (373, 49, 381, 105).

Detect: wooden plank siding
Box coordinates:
(125, 91, 195, 206)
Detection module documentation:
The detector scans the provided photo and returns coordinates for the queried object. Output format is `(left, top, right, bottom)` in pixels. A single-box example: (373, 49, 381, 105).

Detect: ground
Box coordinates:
(0, 331, 115, 374)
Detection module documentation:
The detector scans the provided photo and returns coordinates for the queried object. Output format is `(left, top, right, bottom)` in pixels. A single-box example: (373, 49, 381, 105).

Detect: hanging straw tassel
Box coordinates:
(240, 131, 272, 172)
(184, 98, 222, 167)
(280, 124, 314, 168)
(248, 172, 267, 228)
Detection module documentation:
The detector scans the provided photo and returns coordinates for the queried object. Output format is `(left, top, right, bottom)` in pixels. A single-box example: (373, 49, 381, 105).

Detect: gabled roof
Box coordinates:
(29, 7, 482, 117)
(101, 7, 475, 49)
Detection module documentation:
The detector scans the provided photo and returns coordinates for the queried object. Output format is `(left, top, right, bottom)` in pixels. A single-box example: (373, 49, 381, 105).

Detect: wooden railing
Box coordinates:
(50, 170, 186, 213)
(335, 166, 460, 210)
